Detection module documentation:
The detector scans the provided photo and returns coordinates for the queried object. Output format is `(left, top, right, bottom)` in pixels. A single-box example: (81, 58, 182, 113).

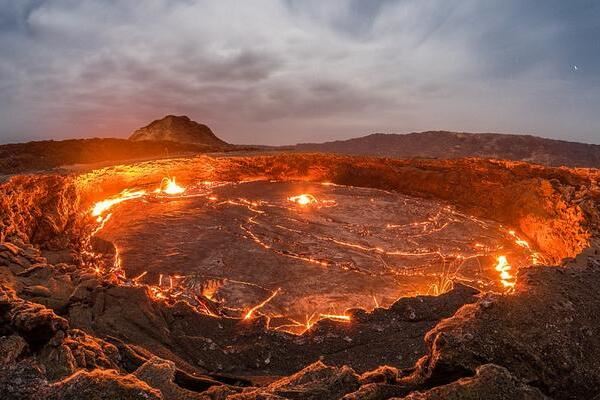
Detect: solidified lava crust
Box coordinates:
(95, 179, 535, 329)
(1, 153, 599, 399)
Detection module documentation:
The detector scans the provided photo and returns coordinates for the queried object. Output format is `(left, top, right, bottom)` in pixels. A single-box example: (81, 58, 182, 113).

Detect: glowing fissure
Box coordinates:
(92, 189, 147, 219)
(507, 229, 545, 265)
(244, 288, 282, 320)
(240, 223, 330, 267)
(495, 255, 516, 289)
(319, 313, 351, 322)
(90, 178, 189, 232)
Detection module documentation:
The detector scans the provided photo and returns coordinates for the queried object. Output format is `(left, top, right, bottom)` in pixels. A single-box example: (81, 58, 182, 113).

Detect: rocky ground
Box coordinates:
(1, 153, 599, 399)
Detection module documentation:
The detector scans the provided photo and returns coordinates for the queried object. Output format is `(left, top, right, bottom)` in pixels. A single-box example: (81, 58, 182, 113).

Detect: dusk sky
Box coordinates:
(1, 0, 599, 145)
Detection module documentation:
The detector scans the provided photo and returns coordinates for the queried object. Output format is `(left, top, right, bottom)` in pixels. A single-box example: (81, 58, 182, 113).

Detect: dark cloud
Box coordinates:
(0, 0, 598, 145)
(0, 0, 45, 33)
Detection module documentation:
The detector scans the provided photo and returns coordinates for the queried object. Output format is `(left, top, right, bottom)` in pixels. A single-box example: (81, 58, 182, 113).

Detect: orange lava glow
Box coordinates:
(495, 255, 515, 289)
(155, 177, 186, 195)
(272, 311, 352, 334)
(319, 313, 351, 322)
(244, 288, 282, 320)
(508, 229, 543, 265)
(132, 271, 148, 282)
(91, 189, 147, 218)
(288, 193, 318, 206)
(85, 178, 543, 336)
(90, 176, 186, 222)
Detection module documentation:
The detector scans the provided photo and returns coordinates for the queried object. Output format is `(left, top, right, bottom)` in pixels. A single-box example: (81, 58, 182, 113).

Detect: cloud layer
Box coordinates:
(0, 0, 599, 144)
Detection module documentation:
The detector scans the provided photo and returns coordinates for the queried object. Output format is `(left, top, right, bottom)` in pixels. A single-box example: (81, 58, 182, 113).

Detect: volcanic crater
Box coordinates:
(1, 153, 600, 399)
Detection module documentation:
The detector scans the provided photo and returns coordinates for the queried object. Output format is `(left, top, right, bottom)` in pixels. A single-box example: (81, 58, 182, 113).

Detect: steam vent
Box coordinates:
(1, 129, 599, 399)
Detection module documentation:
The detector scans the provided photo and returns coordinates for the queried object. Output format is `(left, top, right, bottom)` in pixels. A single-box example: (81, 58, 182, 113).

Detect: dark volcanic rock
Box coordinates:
(133, 357, 217, 400)
(48, 369, 162, 400)
(65, 282, 478, 377)
(296, 131, 600, 167)
(397, 364, 549, 400)
(130, 115, 228, 147)
(0, 360, 49, 400)
(405, 263, 600, 399)
(0, 175, 79, 247)
(0, 284, 121, 376)
(234, 361, 361, 400)
(0, 283, 226, 399)
(0, 138, 219, 175)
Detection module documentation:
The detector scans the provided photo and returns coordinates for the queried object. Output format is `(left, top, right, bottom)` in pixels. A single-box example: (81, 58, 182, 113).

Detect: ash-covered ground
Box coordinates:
(96, 180, 534, 330)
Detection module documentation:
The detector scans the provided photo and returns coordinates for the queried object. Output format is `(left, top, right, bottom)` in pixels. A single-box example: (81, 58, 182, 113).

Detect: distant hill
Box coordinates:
(0, 116, 244, 175)
(0, 138, 221, 175)
(129, 115, 228, 147)
(295, 131, 600, 167)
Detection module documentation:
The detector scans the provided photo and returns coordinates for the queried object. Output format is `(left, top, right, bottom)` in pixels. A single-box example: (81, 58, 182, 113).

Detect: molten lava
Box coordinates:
(156, 177, 186, 195)
(508, 229, 543, 265)
(88, 179, 540, 335)
(319, 313, 351, 322)
(288, 193, 317, 206)
(244, 288, 282, 320)
(91, 189, 147, 219)
(90, 177, 187, 221)
(495, 255, 516, 289)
